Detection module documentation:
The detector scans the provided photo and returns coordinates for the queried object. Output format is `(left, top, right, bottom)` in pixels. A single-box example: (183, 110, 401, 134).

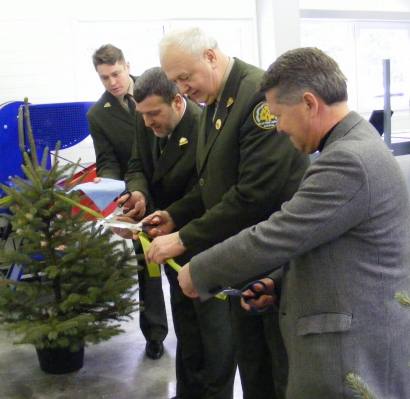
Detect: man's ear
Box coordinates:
(173, 93, 184, 111)
(303, 92, 319, 114)
(203, 49, 217, 66)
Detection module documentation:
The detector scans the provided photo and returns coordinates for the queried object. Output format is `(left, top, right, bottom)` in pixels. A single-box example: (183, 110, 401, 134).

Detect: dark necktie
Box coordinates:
(157, 137, 168, 159)
(124, 93, 136, 114)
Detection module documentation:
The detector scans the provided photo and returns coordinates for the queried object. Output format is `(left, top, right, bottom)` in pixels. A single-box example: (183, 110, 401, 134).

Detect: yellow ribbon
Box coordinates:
(136, 232, 226, 300)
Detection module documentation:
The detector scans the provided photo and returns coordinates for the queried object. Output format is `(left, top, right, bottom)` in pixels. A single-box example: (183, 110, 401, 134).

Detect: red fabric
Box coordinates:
(60, 163, 117, 220)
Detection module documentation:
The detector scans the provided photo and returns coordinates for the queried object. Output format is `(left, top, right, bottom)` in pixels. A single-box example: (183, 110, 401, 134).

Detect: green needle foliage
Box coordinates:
(345, 373, 377, 399)
(0, 100, 139, 351)
(395, 291, 410, 308)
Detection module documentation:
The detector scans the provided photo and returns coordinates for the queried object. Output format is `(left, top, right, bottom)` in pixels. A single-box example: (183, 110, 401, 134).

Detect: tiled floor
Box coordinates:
(0, 274, 243, 399)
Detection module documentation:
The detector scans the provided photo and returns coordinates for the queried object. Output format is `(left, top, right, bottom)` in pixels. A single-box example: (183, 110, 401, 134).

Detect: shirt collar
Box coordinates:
(317, 121, 341, 152)
(216, 57, 234, 104)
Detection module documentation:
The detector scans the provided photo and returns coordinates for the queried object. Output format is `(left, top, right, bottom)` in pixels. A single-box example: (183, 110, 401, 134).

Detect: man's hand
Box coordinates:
(119, 191, 146, 220)
(141, 210, 176, 237)
(178, 263, 199, 298)
(241, 278, 277, 312)
(146, 232, 186, 263)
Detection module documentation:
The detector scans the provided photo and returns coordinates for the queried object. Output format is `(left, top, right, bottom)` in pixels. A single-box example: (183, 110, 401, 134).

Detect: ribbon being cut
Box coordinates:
(67, 177, 226, 299)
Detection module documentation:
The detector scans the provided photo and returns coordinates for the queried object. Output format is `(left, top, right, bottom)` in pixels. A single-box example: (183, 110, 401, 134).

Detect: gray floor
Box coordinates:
(0, 274, 243, 399)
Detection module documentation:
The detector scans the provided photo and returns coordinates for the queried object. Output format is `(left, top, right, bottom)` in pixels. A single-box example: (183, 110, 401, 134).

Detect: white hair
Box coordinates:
(159, 27, 218, 61)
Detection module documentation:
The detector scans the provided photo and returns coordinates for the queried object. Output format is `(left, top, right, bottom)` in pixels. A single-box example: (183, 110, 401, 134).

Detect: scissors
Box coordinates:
(101, 220, 157, 234)
(114, 189, 132, 211)
(98, 190, 157, 232)
(222, 280, 271, 313)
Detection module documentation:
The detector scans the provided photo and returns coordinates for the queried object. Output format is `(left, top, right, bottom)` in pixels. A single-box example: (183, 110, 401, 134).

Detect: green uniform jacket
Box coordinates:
(125, 99, 201, 219)
(167, 58, 310, 255)
(87, 77, 136, 179)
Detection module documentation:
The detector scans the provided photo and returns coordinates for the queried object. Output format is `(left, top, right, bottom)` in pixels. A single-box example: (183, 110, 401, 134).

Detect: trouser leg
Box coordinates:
(230, 297, 288, 399)
(134, 241, 168, 342)
(264, 307, 288, 398)
(166, 268, 236, 399)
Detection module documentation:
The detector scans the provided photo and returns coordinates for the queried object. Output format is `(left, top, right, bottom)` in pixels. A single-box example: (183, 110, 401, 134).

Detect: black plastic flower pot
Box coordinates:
(36, 346, 84, 374)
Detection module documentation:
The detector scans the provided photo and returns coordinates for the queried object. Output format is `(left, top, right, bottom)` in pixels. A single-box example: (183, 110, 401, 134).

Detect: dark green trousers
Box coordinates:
(133, 241, 168, 342)
(165, 268, 236, 399)
(230, 297, 288, 399)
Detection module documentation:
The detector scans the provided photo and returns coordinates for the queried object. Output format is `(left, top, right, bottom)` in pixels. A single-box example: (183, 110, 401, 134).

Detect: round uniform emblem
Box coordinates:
(215, 119, 222, 130)
(252, 101, 277, 130)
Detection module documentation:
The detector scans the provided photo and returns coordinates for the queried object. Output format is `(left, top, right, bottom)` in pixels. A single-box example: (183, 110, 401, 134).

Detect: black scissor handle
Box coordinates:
(241, 279, 271, 314)
(116, 190, 132, 208)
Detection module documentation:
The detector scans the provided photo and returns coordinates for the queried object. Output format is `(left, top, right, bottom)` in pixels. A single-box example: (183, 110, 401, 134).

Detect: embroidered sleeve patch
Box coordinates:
(252, 101, 277, 130)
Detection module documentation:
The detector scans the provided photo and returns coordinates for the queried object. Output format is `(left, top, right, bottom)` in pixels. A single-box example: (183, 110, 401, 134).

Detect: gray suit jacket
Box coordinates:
(190, 111, 410, 398)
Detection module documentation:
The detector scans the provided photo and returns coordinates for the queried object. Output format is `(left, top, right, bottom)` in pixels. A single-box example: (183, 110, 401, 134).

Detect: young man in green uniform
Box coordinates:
(119, 67, 235, 399)
(87, 44, 167, 360)
(144, 28, 309, 399)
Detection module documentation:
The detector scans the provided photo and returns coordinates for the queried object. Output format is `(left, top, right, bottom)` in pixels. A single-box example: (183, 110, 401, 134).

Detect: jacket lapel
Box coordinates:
(106, 94, 135, 125)
(197, 59, 241, 175)
(152, 105, 192, 182)
(101, 80, 136, 125)
(153, 137, 183, 183)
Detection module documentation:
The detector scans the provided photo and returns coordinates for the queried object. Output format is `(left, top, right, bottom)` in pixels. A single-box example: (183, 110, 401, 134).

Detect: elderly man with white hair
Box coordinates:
(143, 27, 309, 399)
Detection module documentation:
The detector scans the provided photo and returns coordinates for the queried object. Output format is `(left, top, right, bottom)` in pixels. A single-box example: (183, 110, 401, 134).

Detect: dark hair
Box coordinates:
(260, 47, 348, 105)
(92, 44, 125, 69)
(133, 67, 179, 104)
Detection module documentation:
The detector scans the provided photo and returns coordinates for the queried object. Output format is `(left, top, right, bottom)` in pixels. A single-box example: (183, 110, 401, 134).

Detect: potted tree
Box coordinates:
(0, 101, 138, 374)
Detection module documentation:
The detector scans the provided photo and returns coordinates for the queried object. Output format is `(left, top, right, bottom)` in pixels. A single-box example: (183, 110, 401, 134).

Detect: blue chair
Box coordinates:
(0, 100, 94, 202)
(0, 101, 94, 279)
(0, 101, 25, 195)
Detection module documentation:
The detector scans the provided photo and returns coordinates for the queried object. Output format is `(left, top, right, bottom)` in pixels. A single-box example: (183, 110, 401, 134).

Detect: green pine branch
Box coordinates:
(345, 373, 378, 399)
(0, 99, 139, 350)
(395, 292, 410, 307)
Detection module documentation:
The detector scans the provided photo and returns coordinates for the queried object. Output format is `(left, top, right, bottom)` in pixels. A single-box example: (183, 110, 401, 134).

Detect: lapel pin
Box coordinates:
(103, 102, 111, 108)
(179, 137, 189, 146)
(226, 97, 234, 108)
(215, 119, 222, 130)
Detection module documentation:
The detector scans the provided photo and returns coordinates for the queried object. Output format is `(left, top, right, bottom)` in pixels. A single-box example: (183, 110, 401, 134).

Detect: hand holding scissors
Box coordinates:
(222, 278, 276, 313)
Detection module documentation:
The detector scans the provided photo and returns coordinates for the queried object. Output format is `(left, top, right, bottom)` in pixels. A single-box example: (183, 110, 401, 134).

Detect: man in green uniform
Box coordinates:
(120, 67, 235, 399)
(144, 28, 309, 399)
(87, 44, 167, 359)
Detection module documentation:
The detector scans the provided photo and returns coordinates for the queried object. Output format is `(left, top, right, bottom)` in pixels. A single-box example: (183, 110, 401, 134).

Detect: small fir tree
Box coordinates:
(0, 100, 138, 352)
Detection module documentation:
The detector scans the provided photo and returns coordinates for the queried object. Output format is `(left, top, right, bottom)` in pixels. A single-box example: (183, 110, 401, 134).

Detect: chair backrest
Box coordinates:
(369, 110, 394, 136)
(0, 101, 94, 207)
(0, 101, 25, 194)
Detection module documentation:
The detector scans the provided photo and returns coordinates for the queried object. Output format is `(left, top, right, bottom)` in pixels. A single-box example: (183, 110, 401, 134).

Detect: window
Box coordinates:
(301, 18, 410, 135)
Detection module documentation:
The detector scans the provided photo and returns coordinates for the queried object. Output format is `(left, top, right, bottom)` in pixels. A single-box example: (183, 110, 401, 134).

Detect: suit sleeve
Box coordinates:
(190, 148, 370, 299)
(125, 132, 151, 201)
(88, 113, 122, 180)
(177, 106, 304, 254)
(166, 182, 206, 230)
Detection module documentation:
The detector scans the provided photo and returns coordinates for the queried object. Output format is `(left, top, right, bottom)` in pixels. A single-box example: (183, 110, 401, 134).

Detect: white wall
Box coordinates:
(300, 0, 410, 12)
(0, 0, 258, 104)
(0, 0, 259, 164)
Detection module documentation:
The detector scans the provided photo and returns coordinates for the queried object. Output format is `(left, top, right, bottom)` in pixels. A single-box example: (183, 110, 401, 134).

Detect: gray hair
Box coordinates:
(260, 47, 348, 105)
(92, 44, 125, 69)
(159, 27, 218, 61)
(133, 67, 179, 104)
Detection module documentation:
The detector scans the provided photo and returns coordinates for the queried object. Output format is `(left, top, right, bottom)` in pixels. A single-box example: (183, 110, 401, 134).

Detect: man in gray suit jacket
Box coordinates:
(178, 47, 410, 399)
